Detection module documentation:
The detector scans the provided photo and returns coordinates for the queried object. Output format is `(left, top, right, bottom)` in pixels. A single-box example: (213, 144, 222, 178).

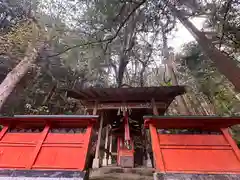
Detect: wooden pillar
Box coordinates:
(145, 128, 153, 168)
(124, 111, 130, 141)
(149, 99, 165, 171)
(149, 123, 165, 172)
(152, 99, 159, 116)
(108, 131, 113, 165)
(144, 99, 160, 168)
(102, 125, 109, 166)
(144, 99, 159, 168)
(117, 137, 121, 166)
(92, 111, 103, 169)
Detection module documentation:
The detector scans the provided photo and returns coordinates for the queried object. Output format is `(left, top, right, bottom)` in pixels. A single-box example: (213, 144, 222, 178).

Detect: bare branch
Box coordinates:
(104, 0, 146, 52)
(218, 0, 233, 49)
(48, 0, 146, 58)
(48, 38, 112, 57)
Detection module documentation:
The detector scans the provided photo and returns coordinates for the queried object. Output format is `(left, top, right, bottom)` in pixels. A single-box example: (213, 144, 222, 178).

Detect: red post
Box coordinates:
(124, 112, 130, 141)
(149, 123, 165, 172)
(221, 128, 240, 162)
(26, 125, 50, 169)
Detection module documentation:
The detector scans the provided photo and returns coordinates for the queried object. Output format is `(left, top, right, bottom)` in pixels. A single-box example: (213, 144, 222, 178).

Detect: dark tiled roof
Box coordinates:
(66, 86, 186, 103)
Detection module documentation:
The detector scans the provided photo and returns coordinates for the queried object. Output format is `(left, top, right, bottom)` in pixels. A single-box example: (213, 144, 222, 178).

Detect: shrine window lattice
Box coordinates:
(8, 127, 44, 133)
(7, 127, 87, 134)
(50, 128, 87, 134)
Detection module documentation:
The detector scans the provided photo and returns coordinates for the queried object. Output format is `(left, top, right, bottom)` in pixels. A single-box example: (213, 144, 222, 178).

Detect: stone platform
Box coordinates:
(154, 172, 240, 180)
(89, 166, 154, 180)
(0, 170, 87, 180)
(90, 167, 240, 180)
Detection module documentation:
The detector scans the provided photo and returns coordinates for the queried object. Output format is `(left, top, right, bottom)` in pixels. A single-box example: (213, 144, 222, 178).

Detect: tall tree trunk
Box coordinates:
(116, 4, 139, 87)
(168, 62, 191, 115)
(0, 42, 45, 111)
(162, 27, 190, 115)
(165, 0, 240, 92)
(139, 64, 146, 87)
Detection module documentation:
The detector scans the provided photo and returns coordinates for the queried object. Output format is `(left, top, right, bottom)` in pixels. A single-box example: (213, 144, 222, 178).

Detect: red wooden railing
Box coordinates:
(144, 116, 240, 174)
(0, 115, 98, 171)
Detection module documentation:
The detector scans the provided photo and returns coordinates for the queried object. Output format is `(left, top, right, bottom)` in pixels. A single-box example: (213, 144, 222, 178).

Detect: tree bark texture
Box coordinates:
(162, 27, 190, 115)
(165, 1, 240, 92)
(116, 4, 139, 87)
(0, 42, 45, 111)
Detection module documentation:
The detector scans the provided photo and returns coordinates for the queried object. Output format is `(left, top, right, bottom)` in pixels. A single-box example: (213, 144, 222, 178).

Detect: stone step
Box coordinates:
(89, 167, 154, 180)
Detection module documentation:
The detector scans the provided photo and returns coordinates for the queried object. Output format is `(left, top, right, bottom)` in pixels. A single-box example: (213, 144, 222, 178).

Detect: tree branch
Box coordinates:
(218, 0, 233, 49)
(48, 0, 146, 58)
(48, 38, 112, 57)
(104, 0, 146, 52)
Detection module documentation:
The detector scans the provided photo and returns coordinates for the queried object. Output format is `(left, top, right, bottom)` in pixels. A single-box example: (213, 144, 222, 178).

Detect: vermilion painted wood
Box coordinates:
(33, 125, 92, 170)
(159, 145, 232, 150)
(0, 116, 97, 171)
(80, 124, 93, 170)
(2, 133, 41, 143)
(0, 126, 8, 141)
(221, 128, 240, 162)
(124, 113, 130, 141)
(144, 116, 240, 174)
(44, 134, 85, 143)
(158, 134, 229, 146)
(162, 148, 240, 172)
(27, 125, 50, 169)
(117, 137, 134, 167)
(149, 124, 165, 172)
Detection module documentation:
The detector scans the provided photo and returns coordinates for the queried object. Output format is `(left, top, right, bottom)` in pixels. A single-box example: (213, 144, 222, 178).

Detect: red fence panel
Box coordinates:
(0, 115, 98, 171)
(144, 116, 240, 174)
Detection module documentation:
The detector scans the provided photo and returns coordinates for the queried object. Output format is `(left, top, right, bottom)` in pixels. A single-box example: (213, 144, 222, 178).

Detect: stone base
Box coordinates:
(0, 170, 86, 180)
(146, 158, 153, 168)
(92, 158, 100, 169)
(108, 158, 112, 165)
(102, 158, 108, 166)
(153, 172, 240, 180)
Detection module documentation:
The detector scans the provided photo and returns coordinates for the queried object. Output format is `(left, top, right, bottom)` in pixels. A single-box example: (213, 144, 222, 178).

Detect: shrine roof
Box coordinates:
(66, 86, 186, 104)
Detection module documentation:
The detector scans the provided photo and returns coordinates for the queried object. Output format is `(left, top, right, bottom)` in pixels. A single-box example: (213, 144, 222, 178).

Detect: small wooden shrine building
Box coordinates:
(67, 86, 240, 179)
(67, 86, 186, 168)
(0, 86, 240, 180)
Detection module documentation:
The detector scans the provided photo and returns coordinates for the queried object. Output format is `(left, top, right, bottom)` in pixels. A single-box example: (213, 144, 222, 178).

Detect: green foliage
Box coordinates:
(180, 41, 240, 116)
(160, 81, 172, 86)
(25, 104, 50, 115)
(204, 0, 240, 54)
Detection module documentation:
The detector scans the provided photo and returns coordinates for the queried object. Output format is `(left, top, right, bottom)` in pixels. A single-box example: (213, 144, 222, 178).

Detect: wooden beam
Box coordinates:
(151, 99, 159, 115)
(85, 102, 167, 110)
(94, 112, 103, 160)
(27, 124, 50, 169)
(93, 101, 98, 115)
